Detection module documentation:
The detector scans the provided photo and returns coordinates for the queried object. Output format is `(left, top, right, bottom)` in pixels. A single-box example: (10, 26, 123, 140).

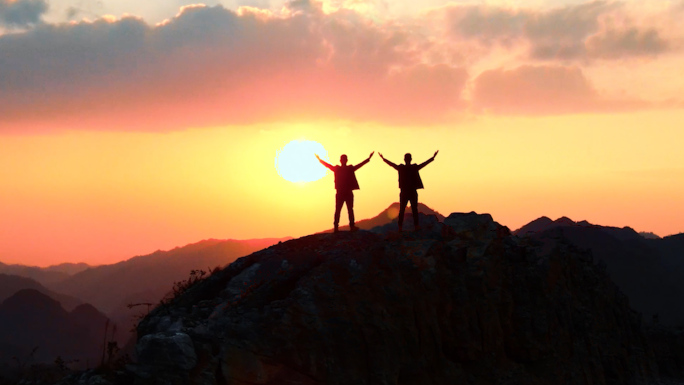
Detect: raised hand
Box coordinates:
(368, 151, 375, 159)
(315, 154, 321, 160)
(433, 150, 439, 159)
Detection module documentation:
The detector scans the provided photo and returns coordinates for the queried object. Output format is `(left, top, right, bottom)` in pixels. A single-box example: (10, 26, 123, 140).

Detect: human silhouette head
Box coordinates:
(404, 153, 412, 164)
(340, 154, 348, 166)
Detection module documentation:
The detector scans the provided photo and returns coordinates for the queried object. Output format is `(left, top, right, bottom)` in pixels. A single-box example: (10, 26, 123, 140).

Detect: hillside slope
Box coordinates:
(121, 212, 665, 385)
(49, 238, 287, 315)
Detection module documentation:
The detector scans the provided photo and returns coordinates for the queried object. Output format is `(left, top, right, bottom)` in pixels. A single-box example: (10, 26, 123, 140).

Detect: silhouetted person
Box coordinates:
(316, 152, 374, 233)
(379, 151, 438, 232)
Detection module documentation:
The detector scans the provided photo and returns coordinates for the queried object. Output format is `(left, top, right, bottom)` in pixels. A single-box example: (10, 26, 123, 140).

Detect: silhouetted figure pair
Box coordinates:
(316, 152, 374, 233)
(316, 150, 437, 233)
(380, 151, 438, 231)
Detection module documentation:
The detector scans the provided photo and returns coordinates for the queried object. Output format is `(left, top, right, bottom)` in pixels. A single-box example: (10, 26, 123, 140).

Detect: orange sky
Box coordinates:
(1, 0, 683, 266)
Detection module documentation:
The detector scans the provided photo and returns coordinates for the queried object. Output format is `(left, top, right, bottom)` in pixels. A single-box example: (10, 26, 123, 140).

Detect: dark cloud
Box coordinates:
(524, 0, 615, 59)
(0, 0, 47, 27)
(444, 1, 672, 61)
(0, 4, 469, 132)
(445, 5, 526, 44)
(472, 65, 645, 115)
(587, 27, 668, 59)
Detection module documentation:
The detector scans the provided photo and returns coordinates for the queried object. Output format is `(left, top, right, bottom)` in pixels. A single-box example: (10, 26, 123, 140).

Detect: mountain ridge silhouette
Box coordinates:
(515, 216, 684, 326)
(0, 262, 91, 286)
(0, 273, 83, 311)
(0, 289, 108, 367)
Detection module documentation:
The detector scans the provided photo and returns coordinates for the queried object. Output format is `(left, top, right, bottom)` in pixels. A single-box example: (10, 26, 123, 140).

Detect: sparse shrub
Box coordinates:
(127, 302, 155, 331)
(172, 269, 208, 297)
(159, 266, 220, 306)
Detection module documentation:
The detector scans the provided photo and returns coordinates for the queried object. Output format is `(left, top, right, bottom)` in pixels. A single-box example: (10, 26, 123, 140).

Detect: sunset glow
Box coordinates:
(1, 0, 683, 266)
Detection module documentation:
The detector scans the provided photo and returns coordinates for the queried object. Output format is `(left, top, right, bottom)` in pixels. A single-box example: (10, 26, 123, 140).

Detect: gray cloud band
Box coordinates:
(445, 1, 669, 60)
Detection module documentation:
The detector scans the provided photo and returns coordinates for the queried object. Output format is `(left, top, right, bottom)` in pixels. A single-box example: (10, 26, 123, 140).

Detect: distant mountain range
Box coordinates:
(0, 238, 289, 369)
(514, 216, 684, 326)
(0, 262, 91, 286)
(0, 274, 82, 311)
(0, 289, 108, 368)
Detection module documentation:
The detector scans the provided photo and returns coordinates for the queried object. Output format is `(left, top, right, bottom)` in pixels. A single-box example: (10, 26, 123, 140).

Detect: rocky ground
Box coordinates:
(51, 212, 684, 385)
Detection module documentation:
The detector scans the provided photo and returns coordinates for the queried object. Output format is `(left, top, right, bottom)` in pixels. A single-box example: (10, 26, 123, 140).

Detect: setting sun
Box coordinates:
(275, 139, 329, 183)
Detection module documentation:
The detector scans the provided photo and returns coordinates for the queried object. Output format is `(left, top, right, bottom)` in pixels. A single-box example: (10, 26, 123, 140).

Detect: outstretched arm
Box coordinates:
(417, 150, 439, 170)
(353, 151, 374, 171)
(315, 154, 335, 171)
(379, 153, 399, 170)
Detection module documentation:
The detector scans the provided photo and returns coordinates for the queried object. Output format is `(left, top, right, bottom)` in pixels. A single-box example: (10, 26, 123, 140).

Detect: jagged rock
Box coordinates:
(444, 211, 507, 240)
(121, 212, 666, 385)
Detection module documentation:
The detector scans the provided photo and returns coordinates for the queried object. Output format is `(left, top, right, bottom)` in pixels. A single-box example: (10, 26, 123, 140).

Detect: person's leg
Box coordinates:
(334, 192, 344, 232)
(347, 192, 356, 229)
(410, 191, 419, 229)
(398, 190, 408, 231)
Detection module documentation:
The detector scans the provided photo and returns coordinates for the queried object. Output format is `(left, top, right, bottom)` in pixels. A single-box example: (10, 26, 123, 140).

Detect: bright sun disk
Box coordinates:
(275, 140, 329, 183)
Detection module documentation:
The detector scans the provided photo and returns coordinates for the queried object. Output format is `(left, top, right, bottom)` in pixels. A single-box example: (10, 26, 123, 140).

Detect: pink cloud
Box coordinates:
(0, 3, 468, 132)
(0, 1, 677, 132)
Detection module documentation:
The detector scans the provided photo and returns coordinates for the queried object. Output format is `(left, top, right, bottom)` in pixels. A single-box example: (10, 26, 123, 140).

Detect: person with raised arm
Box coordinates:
(379, 151, 438, 232)
(316, 152, 374, 233)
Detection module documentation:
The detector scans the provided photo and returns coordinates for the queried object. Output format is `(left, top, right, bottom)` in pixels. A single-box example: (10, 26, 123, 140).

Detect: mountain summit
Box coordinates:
(109, 212, 675, 385)
(324, 202, 445, 232)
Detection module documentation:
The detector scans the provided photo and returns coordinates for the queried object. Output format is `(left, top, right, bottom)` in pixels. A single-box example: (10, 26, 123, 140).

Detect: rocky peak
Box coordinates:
(555, 216, 577, 226)
(118, 212, 667, 385)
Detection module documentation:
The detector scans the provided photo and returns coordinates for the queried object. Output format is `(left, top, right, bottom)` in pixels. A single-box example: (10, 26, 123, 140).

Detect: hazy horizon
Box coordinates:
(0, 205, 680, 267)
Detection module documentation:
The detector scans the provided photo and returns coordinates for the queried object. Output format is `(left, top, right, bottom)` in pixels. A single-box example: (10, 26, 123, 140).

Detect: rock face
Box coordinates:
(130, 213, 661, 385)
